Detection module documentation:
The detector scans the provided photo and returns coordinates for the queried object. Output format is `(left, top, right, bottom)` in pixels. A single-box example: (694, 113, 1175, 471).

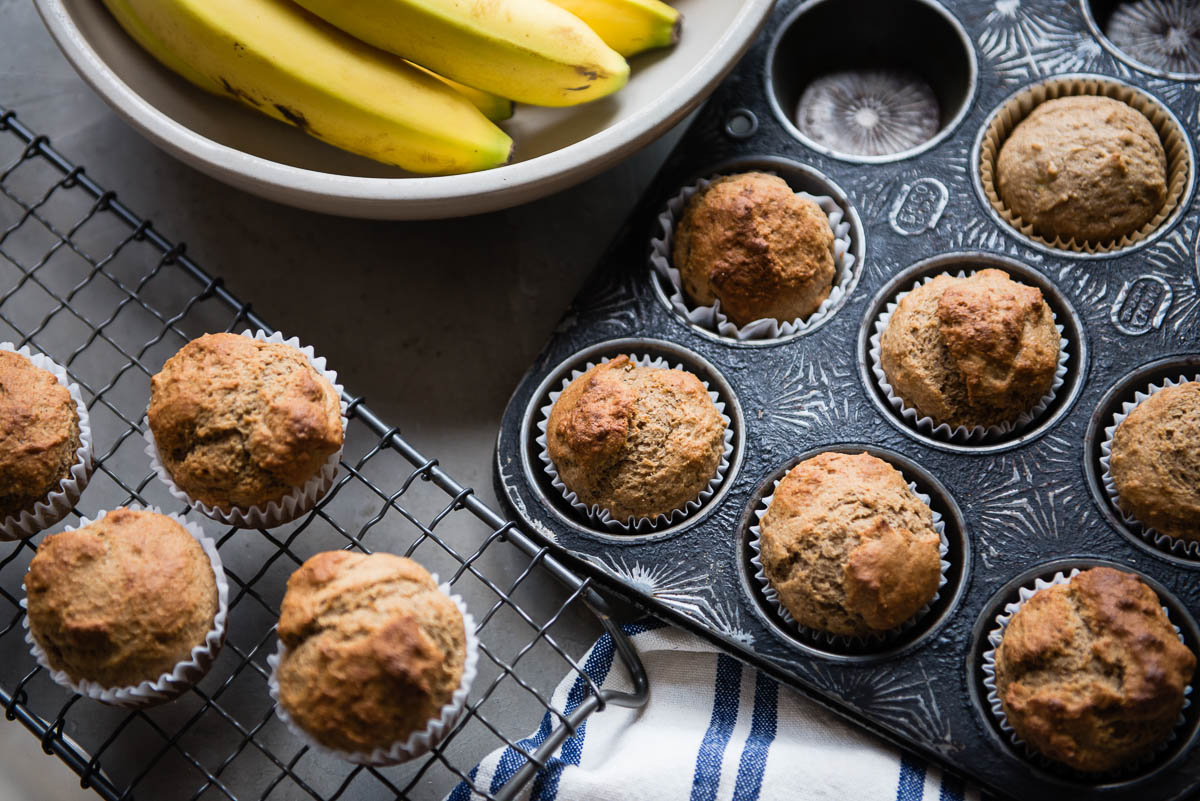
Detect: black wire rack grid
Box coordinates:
(0, 105, 649, 801)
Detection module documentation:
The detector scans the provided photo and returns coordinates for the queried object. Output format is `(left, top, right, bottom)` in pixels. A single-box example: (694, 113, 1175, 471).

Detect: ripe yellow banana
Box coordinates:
(549, 0, 681, 58)
(291, 0, 630, 108)
(407, 63, 515, 122)
(101, 0, 513, 174)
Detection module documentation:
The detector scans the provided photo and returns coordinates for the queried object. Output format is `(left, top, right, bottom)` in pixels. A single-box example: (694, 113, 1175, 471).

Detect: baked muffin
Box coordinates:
(148, 333, 343, 511)
(1108, 381, 1200, 542)
(879, 269, 1060, 429)
(546, 355, 726, 522)
(0, 350, 81, 523)
(275, 552, 467, 755)
(996, 96, 1167, 242)
(672, 172, 836, 327)
(758, 452, 941, 637)
(25, 508, 219, 689)
(993, 567, 1195, 773)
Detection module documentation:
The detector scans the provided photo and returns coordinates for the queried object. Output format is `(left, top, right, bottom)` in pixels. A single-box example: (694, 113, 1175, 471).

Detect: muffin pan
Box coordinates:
(495, 1, 1200, 798)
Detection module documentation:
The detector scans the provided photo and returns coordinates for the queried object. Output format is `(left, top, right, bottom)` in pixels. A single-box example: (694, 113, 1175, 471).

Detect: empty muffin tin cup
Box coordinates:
(981, 568, 1192, 779)
(21, 507, 229, 708)
(868, 271, 1069, 444)
(536, 353, 734, 533)
(267, 582, 478, 766)
(748, 472, 949, 649)
(977, 75, 1192, 254)
(649, 175, 856, 341)
(144, 330, 348, 529)
(0, 343, 94, 541)
(1100, 372, 1200, 558)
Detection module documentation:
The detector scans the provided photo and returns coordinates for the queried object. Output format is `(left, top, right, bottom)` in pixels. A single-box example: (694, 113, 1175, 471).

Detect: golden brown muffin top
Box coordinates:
(673, 172, 835, 327)
(0, 350, 80, 521)
(148, 333, 344, 511)
(546, 356, 726, 522)
(994, 567, 1195, 773)
(276, 552, 466, 754)
(996, 96, 1167, 243)
(25, 508, 219, 688)
(879, 270, 1060, 429)
(1109, 381, 1200, 541)
(759, 452, 941, 637)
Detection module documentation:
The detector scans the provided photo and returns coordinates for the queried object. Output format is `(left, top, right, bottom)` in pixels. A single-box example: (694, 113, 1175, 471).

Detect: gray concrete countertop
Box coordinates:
(0, 1, 682, 797)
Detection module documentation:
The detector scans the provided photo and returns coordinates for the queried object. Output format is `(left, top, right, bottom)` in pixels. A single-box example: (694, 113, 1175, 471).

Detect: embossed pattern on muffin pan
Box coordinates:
(496, 1, 1200, 799)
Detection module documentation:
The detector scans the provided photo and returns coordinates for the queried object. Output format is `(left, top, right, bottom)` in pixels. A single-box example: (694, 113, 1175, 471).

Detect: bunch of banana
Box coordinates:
(102, 0, 681, 174)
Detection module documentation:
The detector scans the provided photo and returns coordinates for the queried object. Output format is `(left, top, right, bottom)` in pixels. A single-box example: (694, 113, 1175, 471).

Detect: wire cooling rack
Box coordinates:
(0, 105, 648, 801)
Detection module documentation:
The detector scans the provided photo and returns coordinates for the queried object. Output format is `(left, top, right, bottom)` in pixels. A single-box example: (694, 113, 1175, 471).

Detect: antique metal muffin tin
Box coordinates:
(494, 1, 1200, 798)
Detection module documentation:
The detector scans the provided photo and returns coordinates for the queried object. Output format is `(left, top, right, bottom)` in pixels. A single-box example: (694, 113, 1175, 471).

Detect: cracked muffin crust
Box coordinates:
(546, 355, 726, 522)
(0, 350, 81, 522)
(758, 452, 941, 637)
(1109, 381, 1200, 542)
(25, 508, 219, 688)
(275, 552, 466, 754)
(148, 333, 343, 511)
(996, 96, 1167, 243)
(672, 172, 836, 327)
(993, 567, 1195, 773)
(880, 269, 1060, 430)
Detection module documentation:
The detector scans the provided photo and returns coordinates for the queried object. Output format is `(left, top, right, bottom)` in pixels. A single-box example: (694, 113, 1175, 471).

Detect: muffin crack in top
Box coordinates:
(275, 551, 467, 755)
(993, 567, 1195, 773)
(547, 355, 726, 523)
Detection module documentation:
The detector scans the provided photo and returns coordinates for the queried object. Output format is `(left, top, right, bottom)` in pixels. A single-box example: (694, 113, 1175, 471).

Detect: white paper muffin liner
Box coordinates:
(267, 582, 478, 766)
(0, 343, 94, 541)
(21, 507, 229, 707)
(1100, 373, 1200, 558)
(649, 175, 857, 340)
(868, 271, 1069, 443)
(144, 330, 348, 529)
(981, 568, 1192, 776)
(748, 471, 950, 647)
(535, 353, 735, 532)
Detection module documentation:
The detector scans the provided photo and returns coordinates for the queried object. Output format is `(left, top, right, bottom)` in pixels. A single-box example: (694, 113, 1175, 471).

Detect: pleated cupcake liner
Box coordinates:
(22, 507, 229, 708)
(748, 473, 949, 648)
(267, 582, 478, 766)
(981, 569, 1192, 778)
(868, 271, 1069, 444)
(144, 330, 348, 529)
(649, 175, 856, 341)
(0, 343, 94, 541)
(978, 75, 1191, 254)
(536, 353, 735, 533)
(1100, 373, 1200, 558)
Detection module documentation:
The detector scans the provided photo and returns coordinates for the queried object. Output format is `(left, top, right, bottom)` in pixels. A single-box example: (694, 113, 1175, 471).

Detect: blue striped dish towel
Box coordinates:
(448, 621, 983, 801)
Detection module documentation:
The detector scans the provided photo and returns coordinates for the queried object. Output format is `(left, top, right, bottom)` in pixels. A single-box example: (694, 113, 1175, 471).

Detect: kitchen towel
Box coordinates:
(448, 620, 982, 801)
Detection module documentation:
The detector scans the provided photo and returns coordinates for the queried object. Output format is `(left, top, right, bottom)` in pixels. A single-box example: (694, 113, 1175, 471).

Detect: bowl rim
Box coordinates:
(33, 0, 777, 219)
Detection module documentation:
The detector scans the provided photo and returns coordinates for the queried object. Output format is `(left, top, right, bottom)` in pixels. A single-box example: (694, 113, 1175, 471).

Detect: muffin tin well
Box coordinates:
(1085, 354, 1200, 565)
(766, 0, 977, 163)
(518, 337, 745, 542)
(736, 444, 969, 663)
(495, 1, 1200, 799)
(974, 73, 1195, 256)
(857, 251, 1088, 453)
(647, 155, 866, 346)
(966, 559, 1200, 788)
(1082, 0, 1200, 80)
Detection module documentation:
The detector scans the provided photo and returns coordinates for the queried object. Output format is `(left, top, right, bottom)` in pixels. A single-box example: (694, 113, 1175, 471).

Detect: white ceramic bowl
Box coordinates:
(34, 0, 775, 219)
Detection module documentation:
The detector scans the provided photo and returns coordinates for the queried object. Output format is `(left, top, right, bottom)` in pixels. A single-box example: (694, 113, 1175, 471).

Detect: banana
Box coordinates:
(101, 0, 513, 174)
(549, 0, 681, 58)
(291, 0, 630, 108)
(407, 63, 515, 122)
